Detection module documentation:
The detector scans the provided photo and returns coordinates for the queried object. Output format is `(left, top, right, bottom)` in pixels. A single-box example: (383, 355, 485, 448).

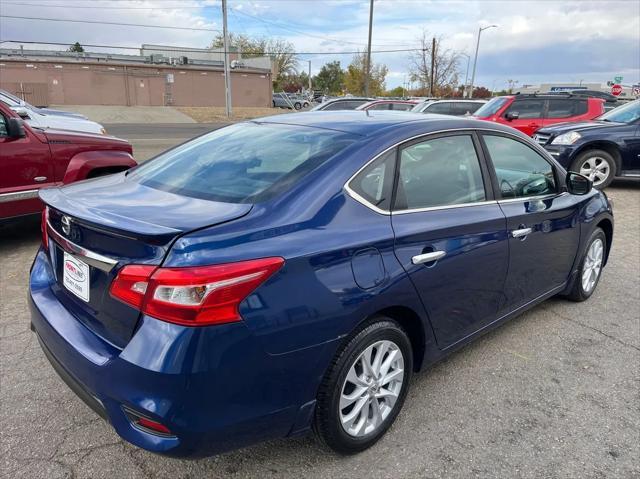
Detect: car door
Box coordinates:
(502, 99, 546, 136)
(0, 112, 53, 219)
(390, 132, 509, 349)
(480, 132, 582, 312)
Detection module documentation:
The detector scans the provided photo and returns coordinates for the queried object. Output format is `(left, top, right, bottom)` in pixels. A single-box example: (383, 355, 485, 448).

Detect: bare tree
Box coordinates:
(408, 31, 461, 96)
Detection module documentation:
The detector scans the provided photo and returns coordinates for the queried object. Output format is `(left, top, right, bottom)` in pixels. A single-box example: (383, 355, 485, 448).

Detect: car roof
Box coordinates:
(250, 110, 522, 137)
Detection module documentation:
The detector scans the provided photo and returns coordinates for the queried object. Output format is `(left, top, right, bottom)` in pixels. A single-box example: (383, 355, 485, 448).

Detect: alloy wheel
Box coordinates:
(339, 340, 404, 437)
(579, 157, 611, 187)
(582, 238, 604, 293)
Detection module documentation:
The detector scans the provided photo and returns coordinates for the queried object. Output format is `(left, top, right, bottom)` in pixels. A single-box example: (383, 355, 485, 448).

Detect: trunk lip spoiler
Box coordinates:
(47, 219, 118, 273)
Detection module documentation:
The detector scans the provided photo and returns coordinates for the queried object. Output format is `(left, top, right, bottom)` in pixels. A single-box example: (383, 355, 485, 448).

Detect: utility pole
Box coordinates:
(364, 0, 374, 96)
(222, 0, 232, 118)
(460, 53, 470, 98)
(429, 37, 436, 97)
(469, 24, 497, 99)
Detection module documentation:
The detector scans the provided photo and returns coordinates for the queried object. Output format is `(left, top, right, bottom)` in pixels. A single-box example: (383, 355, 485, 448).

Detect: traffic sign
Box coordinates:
(611, 84, 623, 96)
(614, 76, 623, 83)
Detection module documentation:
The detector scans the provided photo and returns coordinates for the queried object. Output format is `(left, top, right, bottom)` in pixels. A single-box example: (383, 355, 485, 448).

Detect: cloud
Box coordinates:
(1, 0, 638, 88)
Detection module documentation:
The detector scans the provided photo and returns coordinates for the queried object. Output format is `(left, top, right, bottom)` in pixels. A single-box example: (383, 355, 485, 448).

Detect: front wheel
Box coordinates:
(567, 227, 606, 301)
(571, 149, 616, 189)
(314, 318, 412, 454)
(294, 102, 302, 110)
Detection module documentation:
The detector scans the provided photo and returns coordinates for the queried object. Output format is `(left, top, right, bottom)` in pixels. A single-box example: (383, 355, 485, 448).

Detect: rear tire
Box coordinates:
(567, 227, 606, 302)
(294, 102, 302, 110)
(314, 318, 412, 454)
(570, 149, 616, 189)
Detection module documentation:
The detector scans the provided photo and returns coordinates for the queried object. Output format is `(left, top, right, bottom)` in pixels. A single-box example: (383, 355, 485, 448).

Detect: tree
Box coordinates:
(408, 31, 461, 96)
(68, 42, 84, 53)
(313, 61, 344, 95)
(385, 86, 405, 97)
(211, 33, 298, 87)
(278, 71, 310, 93)
(344, 51, 388, 96)
(471, 86, 492, 98)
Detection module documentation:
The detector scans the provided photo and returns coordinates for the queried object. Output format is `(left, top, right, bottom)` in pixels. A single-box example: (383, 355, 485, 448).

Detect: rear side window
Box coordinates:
(483, 135, 557, 199)
(505, 99, 544, 119)
(368, 103, 391, 111)
(324, 100, 366, 110)
(347, 150, 395, 211)
(130, 123, 358, 203)
(547, 99, 588, 118)
(425, 102, 451, 114)
(395, 135, 486, 210)
(391, 103, 414, 111)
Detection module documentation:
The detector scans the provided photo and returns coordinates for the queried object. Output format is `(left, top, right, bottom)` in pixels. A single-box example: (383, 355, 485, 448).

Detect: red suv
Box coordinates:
(473, 94, 605, 136)
(0, 101, 136, 220)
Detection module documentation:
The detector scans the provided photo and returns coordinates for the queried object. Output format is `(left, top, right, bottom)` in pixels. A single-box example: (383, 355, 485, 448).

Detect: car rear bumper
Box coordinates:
(29, 248, 325, 457)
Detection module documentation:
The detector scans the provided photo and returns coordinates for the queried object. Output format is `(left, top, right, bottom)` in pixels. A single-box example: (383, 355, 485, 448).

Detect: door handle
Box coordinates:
(33, 176, 48, 182)
(412, 250, 446, 265)
(511, 227, 533, 239)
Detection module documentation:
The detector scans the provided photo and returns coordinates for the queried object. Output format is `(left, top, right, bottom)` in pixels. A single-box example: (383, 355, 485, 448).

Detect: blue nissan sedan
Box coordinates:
(30, 111, 614, 457)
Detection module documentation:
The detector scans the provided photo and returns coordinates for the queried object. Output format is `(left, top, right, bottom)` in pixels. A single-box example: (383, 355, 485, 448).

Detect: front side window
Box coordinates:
(0, 113, 7, 136)
(347, 150, 395, 211)
(394, 135, 486, 210)
(483, 135, 557, 199)
(504, 99, 545, 119)
(130, 123, 358, 204)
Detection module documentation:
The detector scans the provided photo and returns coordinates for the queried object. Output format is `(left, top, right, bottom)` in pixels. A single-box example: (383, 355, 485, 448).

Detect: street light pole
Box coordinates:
(364, 0, 374, 97)
(221, 0, 232, 118)
(469, 24, 497, 99)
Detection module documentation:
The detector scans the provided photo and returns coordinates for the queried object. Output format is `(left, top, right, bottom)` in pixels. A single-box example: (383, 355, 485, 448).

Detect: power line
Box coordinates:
(0, 39, 424, 56)
(0, 1, 215, 9)
(0, 14, 220, 32)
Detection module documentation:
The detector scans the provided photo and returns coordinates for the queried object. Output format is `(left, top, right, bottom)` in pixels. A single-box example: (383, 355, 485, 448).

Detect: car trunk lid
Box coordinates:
(40, 173, 252, 348)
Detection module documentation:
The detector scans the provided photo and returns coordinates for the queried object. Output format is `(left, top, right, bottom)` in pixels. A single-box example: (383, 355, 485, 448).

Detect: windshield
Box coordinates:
(597, 100, 640, 123)
(129, 123, 358, 203)
(411, 101, 431, 112)
(473, 97, 509, 117)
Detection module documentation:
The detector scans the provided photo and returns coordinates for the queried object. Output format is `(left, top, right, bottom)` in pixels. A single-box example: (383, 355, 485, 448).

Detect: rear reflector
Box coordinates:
(123, 407, 173, 436)
(41, 206, 49, 251)
(110, 257, 284, 326)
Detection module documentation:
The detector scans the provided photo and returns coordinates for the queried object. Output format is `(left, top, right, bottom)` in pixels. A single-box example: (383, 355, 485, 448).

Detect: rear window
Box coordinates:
(130, 123, 358, 203)
(473, 97, 509, 117)
(547, 99, 588, 118)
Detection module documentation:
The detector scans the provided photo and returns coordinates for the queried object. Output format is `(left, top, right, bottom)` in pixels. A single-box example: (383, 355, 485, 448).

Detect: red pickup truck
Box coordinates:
(0, 101, 136, 220)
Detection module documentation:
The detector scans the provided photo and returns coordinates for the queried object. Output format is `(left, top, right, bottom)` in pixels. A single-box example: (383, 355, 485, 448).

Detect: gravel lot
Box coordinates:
(1, 182, 638, 479)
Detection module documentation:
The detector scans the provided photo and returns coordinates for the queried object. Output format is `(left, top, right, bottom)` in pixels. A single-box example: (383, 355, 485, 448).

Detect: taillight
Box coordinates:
(110, 257, 284, 326)
(41, 206, 49, 251)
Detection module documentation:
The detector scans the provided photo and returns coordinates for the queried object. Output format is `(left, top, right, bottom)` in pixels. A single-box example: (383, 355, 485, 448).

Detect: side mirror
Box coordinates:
(6, 118, 26, 138)
(505, 111, 519, 121)
(566, 172, 592, 195)
(12, 106, 31, 119)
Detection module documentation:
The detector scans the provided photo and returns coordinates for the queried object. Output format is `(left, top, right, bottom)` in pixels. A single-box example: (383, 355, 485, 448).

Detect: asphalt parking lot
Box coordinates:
(1, 177, 638, 478)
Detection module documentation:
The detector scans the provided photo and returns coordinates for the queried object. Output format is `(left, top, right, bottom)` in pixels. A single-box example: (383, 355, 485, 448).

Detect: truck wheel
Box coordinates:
(570, 149, 616, 189)
(313, 317, 412, 454)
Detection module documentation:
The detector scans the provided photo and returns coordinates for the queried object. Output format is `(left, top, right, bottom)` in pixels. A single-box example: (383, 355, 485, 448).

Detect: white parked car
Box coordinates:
(11, 105, 107, 135)
(412, 99, 487, 116)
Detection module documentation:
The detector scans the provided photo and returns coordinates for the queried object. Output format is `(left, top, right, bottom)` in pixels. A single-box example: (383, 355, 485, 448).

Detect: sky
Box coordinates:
(0, 0, 639, 91)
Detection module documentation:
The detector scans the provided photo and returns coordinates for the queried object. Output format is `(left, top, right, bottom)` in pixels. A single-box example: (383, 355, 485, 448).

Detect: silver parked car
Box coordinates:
(272, 93, 309, 110)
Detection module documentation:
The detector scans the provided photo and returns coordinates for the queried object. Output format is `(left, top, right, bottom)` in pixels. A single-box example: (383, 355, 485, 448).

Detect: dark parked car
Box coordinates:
(311, 97, 373, 111)
(534, 99, 640, 188)
(31, 111, 613, 458)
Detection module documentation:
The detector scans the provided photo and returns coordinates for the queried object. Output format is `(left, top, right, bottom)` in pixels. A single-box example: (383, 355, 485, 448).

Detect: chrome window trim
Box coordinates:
(344, 126, 526, 215)
(497, 191, 568, 204)
(0, 189, 39, 203)
(47, 220, 118, 273)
